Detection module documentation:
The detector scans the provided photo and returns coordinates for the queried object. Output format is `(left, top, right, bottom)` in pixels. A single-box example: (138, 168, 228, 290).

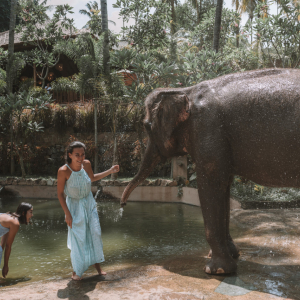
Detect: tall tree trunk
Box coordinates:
(111, 110, 118, 180)
(170, 0, 176, 34)
(7, 0, 17, 176)
(198, 0, 202, 24)
(213, 0, 223, 53)
(94, 97, 98, 173)
(101, 0, 110, 76)
(236, 1, 239, 48)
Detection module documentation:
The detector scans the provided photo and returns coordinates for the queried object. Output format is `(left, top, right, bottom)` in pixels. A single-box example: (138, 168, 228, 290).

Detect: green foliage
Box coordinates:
(16, 0, 76, 87)
(51, 76, 79, 93)
(79, 1, 116, 36)
(0, 90, 52, 176)
(245, 0, 300, 68)
(0, 68, 6, 95)
(0, 0, 10, 32)
(174, 48, 234, 87)
(114, 0, 171, 51)
(190, 7, 240, 50)
(231, 176, 300, 203)
(52, 105, 67, 132)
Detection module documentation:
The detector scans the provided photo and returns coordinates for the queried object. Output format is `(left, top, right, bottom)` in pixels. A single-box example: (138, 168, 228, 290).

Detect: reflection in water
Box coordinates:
(0, 197, 206, 287)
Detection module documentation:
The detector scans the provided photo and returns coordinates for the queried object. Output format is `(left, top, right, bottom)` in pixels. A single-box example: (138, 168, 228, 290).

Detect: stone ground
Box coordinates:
(1, 208, 300, 300)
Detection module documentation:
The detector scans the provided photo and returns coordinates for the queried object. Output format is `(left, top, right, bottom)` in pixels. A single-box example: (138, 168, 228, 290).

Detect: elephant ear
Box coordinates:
(152, 91, 190, 140)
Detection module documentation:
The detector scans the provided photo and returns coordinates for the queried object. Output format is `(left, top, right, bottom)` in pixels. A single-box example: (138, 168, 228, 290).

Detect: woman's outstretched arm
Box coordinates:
(83, 160, 119, 182)
(2, 220, 19, 278)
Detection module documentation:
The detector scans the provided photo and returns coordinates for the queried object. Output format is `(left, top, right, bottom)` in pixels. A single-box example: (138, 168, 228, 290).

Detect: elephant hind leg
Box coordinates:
(225, 175, 240, 259)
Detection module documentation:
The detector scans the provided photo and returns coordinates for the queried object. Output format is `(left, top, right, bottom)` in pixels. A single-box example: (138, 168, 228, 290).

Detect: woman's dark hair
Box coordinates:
(66, 141, 86, 164)
(7, 202, 33, 225)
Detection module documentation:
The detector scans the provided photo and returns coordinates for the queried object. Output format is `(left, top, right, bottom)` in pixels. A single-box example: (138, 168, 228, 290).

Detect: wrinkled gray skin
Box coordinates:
(121, 68, 300, 275)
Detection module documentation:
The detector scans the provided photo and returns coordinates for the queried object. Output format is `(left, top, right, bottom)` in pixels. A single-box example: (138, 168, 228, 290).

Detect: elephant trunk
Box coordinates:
(121, 141, 161, 206)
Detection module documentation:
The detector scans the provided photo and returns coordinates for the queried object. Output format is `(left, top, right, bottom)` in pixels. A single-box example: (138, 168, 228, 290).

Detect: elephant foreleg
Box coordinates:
(207, 181, 240, 259)
(198, 174, 237, 274)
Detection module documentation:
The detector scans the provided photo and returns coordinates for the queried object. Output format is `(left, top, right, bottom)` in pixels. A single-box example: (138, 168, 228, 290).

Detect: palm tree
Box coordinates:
(213, 0, 223, 52)
(79, 1, 115, 31)
(232, 0, 240, 47)
(240, 0, 256, 43)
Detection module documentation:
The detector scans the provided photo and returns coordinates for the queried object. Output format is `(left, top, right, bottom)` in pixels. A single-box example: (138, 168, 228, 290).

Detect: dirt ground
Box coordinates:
(1, 208, 300, 300)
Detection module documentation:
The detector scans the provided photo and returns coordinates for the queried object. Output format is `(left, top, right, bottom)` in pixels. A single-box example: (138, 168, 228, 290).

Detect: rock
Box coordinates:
(153, 179, 161, 186)
(162, 179, 173, 187)
(18, 179, 27, 185)
(168, 180, 177, 187)
(26, 179, 34, 185)
(5, 177, 14, 185)
(160, 179, 169, 187)
(33, 179, 41, 185)
(100, 181, 107, 187)
(141, 179, 150, 186)
(40, 179, 47, 186)
(53, 180, 58, 186)
(113, 180, 121, 186)
(12, 178, 19, 185)
(120, 180, 130, 186)
(46, 179, 53, 186)
(106, 180, 113, 186)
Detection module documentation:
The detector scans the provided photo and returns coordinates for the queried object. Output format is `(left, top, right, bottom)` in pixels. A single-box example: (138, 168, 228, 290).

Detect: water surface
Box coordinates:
(0, 197, 206, 287)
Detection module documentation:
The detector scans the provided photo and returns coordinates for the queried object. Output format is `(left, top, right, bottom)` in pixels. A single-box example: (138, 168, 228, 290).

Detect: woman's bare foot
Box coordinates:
(72, 272, 81, 281)
(94, 263, 106, 276)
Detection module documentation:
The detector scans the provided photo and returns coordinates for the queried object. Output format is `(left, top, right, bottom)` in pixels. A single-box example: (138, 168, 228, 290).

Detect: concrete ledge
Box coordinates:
(3, 185, 58, 199)
(1, 185, 241, 209)
(101, 186, 241, 209)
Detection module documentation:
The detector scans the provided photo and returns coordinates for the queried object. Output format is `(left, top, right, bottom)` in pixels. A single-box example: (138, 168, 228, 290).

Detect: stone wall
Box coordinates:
(0, 177, 241, 210)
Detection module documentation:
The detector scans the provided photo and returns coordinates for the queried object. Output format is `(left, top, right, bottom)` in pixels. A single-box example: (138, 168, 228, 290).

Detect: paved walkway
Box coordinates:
(1, 208, 300, 300)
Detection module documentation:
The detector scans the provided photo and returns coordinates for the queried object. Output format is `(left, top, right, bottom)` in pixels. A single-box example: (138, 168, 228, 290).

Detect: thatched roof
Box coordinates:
(0, 22, 89, 48)
(0, 30, 23, 47)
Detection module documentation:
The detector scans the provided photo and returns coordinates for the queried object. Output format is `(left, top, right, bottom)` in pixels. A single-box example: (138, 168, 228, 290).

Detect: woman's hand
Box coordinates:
(110, 165, 120, 174)
(65, 212, 73, 228)
(2, 264, 8, 278)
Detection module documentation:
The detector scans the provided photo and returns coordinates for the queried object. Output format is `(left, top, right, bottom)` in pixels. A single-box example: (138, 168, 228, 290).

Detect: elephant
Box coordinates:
(120, 68, 300, 275)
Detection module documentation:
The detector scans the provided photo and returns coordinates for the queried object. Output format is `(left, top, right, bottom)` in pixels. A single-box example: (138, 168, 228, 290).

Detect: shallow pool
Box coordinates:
(0, 197, 207, 287)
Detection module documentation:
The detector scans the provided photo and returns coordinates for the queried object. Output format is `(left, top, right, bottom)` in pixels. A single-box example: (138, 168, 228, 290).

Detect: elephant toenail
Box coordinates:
(217, 268, 225, 274)
(204, 266, 211, 274)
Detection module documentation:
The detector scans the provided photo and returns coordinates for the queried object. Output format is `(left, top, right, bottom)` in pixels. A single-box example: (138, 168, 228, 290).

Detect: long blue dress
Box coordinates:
(0, 214, 10, 265)
(64, 164, 105, 277)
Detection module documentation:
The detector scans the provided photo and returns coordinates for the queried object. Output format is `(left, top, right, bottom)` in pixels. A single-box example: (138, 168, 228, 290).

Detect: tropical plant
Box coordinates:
(0, 90, 52, 177)
(190, 7, 240, 50)
(246, 0, 300, 68)
(0, 68, 6, 95)
(111, 47, 176, 162)
(114, 0, 171, 51)
(16, 0, 76, 88)
(51, 76, 79, 93)
(79, 1, 116, 35)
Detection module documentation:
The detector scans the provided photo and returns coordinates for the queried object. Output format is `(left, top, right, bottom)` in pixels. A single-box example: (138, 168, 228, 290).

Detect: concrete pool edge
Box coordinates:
(0, 183, 242, 209)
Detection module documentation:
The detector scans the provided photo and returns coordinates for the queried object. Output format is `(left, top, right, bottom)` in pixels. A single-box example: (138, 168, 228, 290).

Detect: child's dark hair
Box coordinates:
(66, 141, 86, 164)
(7, 202, 33, 225)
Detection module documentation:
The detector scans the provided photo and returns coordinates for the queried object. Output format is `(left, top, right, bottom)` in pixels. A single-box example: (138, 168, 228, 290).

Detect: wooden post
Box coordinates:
(33, 64, 36, 87)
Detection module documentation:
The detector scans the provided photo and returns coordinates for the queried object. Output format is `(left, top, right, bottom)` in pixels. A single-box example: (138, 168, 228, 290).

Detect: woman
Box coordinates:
(57, 141, 119, 280)
(0, 202, 33, 278)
